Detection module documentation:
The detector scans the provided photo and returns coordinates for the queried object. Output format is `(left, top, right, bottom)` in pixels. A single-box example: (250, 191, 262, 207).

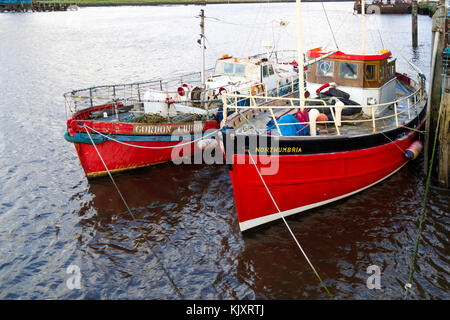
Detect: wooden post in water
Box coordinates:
(424, 0, 450, 188)
(438, 92, 450, 187)
(438, 0, 450, 188)
(412, 0, 418, 48)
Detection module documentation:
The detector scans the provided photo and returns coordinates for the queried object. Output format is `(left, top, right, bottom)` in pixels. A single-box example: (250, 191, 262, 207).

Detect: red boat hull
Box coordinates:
(65, 115, 219, 178)
(225, 121, 425, 231)
(73, 139, 195, 178)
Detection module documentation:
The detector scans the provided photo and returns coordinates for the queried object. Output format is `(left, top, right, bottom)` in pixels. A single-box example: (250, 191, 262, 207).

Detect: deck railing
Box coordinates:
(221, 75, 425, 137)
(63, 69, 215, 116)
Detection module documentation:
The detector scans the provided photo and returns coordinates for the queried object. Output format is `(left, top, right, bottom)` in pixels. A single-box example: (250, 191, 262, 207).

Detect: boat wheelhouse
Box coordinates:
(306, 48, 398, 116)
(141, 52, 299, 117)
(206, 53, 298, 98)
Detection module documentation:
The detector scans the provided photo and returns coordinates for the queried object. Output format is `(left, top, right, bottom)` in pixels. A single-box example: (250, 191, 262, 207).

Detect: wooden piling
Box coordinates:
(425, 0, 450, 188)
(438, 92, 450, 187)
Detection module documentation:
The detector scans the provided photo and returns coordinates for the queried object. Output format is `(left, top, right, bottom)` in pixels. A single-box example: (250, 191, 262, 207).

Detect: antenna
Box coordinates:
(361, 0, 366, 54)
(296, 0, 305, 109)
(200, 9, 206, 89)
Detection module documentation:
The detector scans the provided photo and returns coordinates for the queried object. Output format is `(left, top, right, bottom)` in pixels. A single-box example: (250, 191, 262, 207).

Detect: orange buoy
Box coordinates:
(317, 113, 329, 123)
(404, 140, 423, 160)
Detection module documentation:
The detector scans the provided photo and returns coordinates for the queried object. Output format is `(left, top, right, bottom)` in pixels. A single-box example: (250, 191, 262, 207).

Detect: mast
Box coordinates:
(361, 0, 366, 54)
(200, 9, 206, 89)
(296, 0, 305, 109)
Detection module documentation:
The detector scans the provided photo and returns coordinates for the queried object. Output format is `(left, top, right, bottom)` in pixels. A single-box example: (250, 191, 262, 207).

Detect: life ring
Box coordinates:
(177, 87, 186, 96)
(316, 83, 331, 94)
(177, 83, 192, 97)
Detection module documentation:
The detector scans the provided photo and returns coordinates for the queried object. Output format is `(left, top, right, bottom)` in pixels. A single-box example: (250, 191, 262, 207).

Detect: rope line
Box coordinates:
(83, 127, 184, 299)
(400, 125, 426, 134)
(247, 152, 334, 299)
(379, 131, 410, 156)
(321, 2, 339, 50)
(82, 123, 220, 150)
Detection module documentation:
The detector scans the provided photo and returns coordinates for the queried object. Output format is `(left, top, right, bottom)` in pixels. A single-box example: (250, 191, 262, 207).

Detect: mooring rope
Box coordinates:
(82, 123, 220, 149)
(379, 131, 411, 156)
(247, 151, 334, 299)
(83, 127, 184, 299)
(400, 125, 426, 134)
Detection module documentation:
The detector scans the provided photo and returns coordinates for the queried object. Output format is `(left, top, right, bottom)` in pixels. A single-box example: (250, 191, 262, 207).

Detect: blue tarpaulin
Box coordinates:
(266, 114, 311, 136)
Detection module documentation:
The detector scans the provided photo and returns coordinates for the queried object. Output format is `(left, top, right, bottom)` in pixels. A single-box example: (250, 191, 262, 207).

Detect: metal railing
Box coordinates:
(221, 76, 425, 137)
(64, 68, 215, 116)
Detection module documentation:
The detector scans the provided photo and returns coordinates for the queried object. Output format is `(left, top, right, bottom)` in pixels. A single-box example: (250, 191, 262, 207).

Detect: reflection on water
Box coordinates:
(0, 3, 448, 299)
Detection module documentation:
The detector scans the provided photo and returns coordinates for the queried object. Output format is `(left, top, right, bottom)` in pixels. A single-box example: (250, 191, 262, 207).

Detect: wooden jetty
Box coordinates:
(0, 1, 77, 12)
(425, 0, 450, 188)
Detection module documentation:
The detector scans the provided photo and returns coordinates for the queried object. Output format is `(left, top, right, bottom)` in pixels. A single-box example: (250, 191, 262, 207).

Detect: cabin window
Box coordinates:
(224, 63, 234, 75)
(262, 65, 269, 78)
(268, 64, 275, 76)
(339, 62, 358, 80)
(214, 61, 224, 74)
(390, 64, 395, 77)
(387, 62, 395, 78)
(365, 65, 377, 81)
(235, 64, 246, 76)
(317, 60, 334, 77)
(380, 64, 385, 80)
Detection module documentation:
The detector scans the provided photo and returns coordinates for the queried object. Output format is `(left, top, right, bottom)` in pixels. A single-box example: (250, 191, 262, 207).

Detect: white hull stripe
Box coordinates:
(239, 162, 407, 231)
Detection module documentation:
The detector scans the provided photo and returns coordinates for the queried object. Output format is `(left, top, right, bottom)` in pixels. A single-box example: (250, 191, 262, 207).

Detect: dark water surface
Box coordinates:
(0, 3, 448, 299)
